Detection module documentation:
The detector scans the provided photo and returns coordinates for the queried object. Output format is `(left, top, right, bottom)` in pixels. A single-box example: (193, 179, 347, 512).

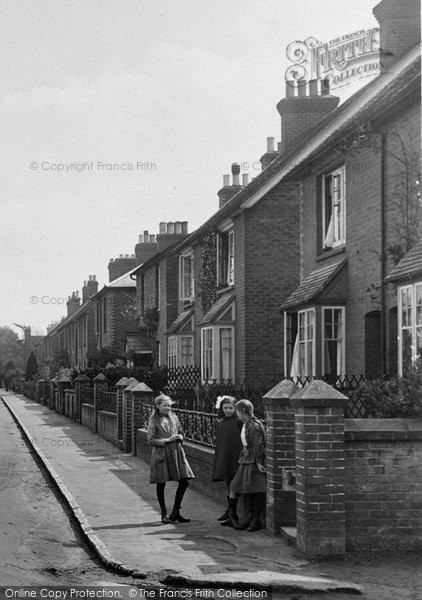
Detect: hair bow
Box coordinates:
(215, 395, 234, 409)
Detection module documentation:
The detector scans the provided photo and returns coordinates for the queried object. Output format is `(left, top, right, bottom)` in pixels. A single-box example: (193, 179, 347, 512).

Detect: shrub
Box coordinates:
(357, 370, 422, 417)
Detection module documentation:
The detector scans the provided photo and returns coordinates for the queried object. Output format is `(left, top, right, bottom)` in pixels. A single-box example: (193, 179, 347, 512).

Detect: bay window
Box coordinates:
(201, 325, 235, 382)
(398, 282, 422, 375)
(322, 307, 345, 378)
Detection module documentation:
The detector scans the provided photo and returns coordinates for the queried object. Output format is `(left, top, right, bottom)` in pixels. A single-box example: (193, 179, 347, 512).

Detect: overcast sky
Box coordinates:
(0, 0, 379, 336)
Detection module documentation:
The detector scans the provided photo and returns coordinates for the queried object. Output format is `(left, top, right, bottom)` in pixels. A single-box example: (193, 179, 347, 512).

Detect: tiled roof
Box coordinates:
(199, 291, 234, 325)
(385, 242, 422, 283)
(166, 309, 194, 334)
(280, 259, 346, 310)
(170, 46, 420, 255)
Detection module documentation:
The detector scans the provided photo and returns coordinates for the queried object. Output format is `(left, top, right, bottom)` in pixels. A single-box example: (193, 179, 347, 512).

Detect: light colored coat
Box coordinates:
(147, 412, 195, 484)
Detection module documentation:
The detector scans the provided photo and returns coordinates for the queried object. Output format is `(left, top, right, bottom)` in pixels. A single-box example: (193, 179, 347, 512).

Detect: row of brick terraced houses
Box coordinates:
(33, 0, 422, 384)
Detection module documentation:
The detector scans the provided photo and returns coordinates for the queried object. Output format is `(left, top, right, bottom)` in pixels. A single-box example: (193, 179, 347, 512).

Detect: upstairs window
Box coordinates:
(322, 166, 346, 249)
(179, 254, 194, 301)
(217, 230, 234, 287)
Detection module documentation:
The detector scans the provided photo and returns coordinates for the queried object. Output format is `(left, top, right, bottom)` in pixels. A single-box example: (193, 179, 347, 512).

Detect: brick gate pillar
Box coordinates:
(263, 379, 299, 534)
(115, 377, 130, 450)
(131, 382, 154, 456)
(57, 375, 72, 415)
(291, 380, 347, 558)
(93, 373, 108, 433)
(122, 379, 140, 453)
(74, 374, 91, 424)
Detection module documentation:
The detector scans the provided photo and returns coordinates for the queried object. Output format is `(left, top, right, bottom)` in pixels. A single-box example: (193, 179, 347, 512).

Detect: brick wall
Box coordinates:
(108, 289, 137, 354)
(241, 181, 300, 382)
(97, 410, 118, 446)
(81, 403, 95, 431)
(345, 419, 422, 550)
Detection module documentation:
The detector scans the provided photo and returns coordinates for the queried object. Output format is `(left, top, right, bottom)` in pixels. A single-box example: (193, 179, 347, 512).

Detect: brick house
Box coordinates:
(385, 241, 422, 375)
(278, 0, 421, 379)
(164, 0, 420, 383)
(131, 222, 190, 367)
(167, 163, 302, 385)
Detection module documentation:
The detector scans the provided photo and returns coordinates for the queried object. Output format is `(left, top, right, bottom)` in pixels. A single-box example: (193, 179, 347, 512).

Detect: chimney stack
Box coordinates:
(277, 79, 339, 154)
(373, 0, 421, 72)
(67, 291, 81, 317)
(260, 136, 279, 170)
(156, 221, 189, 252)
(108, 256, 137, 282)
(217, 163, 244, 209)
(135, 230, 159, 265)
(82, 275, 98, 302)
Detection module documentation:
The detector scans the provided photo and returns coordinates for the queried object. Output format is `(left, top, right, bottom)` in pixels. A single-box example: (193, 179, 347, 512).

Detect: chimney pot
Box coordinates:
(150, 234, 156, 243)
(242, 173, 249, 186)
(223, 174, 230, 187)
(286, 80, 296, 98)
(159, 222, 166, 234)
(167, 222, 175, 234)
(297, 80, 307, 97)
(182, 221, 188, 233)
(138, 234, 144, 243)
(309, 79, 318, 97)
(143, 230, 149, 237)
(232, 163, 241, 186)
(266, 137, 275, 152)
(175, 221, 182, 233)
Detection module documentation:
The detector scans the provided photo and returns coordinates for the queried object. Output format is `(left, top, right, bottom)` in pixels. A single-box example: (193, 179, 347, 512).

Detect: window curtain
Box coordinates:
(290, 333, 300, 378)
(324, 213, 334, 248)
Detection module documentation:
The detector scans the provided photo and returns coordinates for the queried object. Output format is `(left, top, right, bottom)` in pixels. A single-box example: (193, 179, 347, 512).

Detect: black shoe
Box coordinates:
(169, 509, 191, 523)
(233, 518, 252, 530)
(217, 497, 230, 521)
(161, 513, 171, 524)
(226, 498, 239, 528)
(247, 517, 263, 532)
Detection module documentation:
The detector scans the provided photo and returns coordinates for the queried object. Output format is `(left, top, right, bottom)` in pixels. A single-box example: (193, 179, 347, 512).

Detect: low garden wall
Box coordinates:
(97, 410, 118, 446)
(81, 403, 96, 431)
(344, 418, 422, 550)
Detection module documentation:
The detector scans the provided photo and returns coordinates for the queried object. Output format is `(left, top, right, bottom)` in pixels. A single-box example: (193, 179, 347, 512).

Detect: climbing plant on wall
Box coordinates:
(199, 228, 218, 314)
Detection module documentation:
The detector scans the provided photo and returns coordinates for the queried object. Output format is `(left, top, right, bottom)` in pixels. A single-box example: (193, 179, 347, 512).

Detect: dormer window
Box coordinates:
(217, 230, 234, 286)
(322, 166, 346, 249)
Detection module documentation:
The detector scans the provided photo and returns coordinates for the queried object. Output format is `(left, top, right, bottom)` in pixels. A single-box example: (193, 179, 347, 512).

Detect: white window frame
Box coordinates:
(322, 165, 346, 249)
(167, 336, 177, 368)
(201, 327, 214, 381)
(179, 254, 194, 301)
(180, 335, 194, 366)
(398, 282, 422, 376)
(321, 306, 346, 378)
(217, 229, 235, 287)
(200, 325, 235, 382)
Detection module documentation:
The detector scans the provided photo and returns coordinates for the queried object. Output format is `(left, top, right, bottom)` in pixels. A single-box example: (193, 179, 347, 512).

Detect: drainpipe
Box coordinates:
(380, 132, 387, 375)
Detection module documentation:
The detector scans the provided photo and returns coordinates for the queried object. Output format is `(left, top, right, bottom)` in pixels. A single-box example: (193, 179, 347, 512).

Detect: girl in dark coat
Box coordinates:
(212, 395, 243, 524)
(147, 394, 195, 524)
(229, 399, 266, 532)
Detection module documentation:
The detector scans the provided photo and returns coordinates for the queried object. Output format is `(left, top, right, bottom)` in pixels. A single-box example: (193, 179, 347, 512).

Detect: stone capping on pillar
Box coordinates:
(75, 374, 91, 383)
(132, 382, 154, 393)
(93, 373, 108, 384)
(263, 379, 300, 534)
(290, 379, 348, 559)
(115, 376, 130, 388)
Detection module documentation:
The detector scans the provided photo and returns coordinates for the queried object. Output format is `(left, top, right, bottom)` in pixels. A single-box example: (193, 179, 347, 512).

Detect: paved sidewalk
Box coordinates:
(1, 392, 362, 594)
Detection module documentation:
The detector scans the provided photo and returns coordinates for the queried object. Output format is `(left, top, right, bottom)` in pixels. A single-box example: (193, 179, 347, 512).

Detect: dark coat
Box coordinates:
(231, 417, 266, 495)
(147, 412, 195, 484)
(212, 415, 243, 482)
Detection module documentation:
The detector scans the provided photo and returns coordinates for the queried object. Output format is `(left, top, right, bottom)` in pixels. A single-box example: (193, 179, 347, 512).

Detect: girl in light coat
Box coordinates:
(147, 394, 194, 523)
